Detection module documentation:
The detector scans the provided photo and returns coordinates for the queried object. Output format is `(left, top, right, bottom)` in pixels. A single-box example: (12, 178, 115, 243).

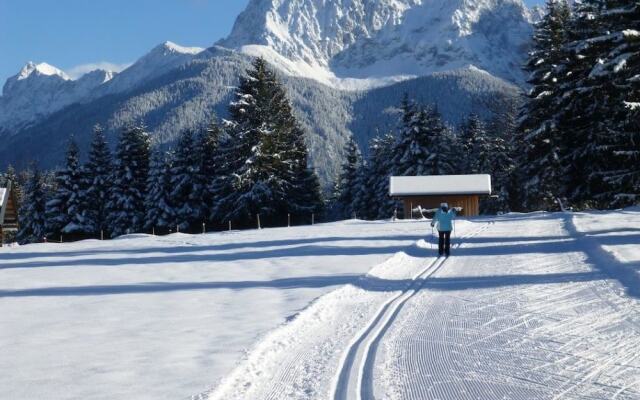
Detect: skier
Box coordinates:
(431, 203, 462, 257)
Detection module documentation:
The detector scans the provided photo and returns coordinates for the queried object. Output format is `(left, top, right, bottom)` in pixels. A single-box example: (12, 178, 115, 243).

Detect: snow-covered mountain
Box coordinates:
(0, 0, 536, 186)
(0, 63, 115, 132)
(94, 41, 204, 98)
(220, 0, 535, 87)
(0, 42, 203, 133)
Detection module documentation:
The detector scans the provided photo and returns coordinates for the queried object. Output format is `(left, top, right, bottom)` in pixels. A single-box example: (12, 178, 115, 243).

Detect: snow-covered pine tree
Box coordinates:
(196, 120, 222, 225)
(516, 0, 572, 211)
(487, 103, 519, 213)
(16, 167, 47, 244)
(351, 158, 372, 220)
(144, 150, 175, 233)
(170, 129, 204, 232)
(423, 106, 458, 176)
(82, 125, 113, 236)
(286, 125, 324, 220)
(218, 57, 323, 226)
(372, 132, 401, 220)
(216, 58, 285, 226)
(392, 98, 431, 176)
(576, 0, 640, 207)
(459, 113, 485, 174)
(106, 126, 151, 237)
(551, 0, 640, 208)
(333, 137, 362, 219)
(209, 127, 236, 224)
(45, 140, 85, 239)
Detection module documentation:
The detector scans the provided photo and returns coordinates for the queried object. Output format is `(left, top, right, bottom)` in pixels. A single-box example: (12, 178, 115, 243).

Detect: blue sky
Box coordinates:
(0, 0, 544, 85)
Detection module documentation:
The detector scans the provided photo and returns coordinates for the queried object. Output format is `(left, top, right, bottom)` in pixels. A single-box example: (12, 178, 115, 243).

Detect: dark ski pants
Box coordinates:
(438, 231, 451, 256)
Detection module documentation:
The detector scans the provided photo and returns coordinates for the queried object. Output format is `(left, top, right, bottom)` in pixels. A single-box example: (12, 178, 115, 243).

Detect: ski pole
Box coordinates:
(431, 226, 434, 250)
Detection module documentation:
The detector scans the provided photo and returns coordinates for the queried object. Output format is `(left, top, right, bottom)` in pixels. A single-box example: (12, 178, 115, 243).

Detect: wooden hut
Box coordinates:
(0, 180, 19, 246)
(389, 175, 492, 218)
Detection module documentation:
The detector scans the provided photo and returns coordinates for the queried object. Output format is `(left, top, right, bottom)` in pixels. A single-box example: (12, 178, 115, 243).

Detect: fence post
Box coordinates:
(410, 202, 413, 219)
(288, 213, 291, 228)
(101, 230, 104, 240)
(152, 227, 155, 236)
(202, 222, 206, 234)
(312, 213, 315, 226)
(60, 234, 63, 244)
(257, 214, 261, 230)
(228, 220, 232, 231)
(177, 225, 180, 234)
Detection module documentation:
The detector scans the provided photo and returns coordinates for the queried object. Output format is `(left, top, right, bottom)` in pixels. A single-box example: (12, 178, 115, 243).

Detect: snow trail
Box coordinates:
(333, 223, 492, 400)
(376, 213, 640, 399)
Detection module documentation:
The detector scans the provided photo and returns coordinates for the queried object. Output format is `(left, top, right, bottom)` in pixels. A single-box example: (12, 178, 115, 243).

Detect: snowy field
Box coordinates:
(0, 220, 426, 400)
(2, 210, 640, 400)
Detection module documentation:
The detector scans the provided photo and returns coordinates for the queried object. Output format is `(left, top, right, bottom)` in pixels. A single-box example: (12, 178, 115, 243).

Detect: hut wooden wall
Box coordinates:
(400, 195, 480, 218)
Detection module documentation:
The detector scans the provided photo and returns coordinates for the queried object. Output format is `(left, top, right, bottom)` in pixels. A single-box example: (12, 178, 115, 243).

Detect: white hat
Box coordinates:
(440, 202, 449, 208)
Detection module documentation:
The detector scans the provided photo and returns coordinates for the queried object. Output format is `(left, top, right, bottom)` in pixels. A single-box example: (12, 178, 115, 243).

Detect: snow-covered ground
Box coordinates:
(2, 210, 640, 400)
(0, 220, 426, 400)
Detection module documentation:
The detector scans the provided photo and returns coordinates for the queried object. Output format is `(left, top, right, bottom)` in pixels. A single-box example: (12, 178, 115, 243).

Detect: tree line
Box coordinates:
(517, 0, 639, 210)
(331, 97, 515, 220)
(11, 58, 324, 244)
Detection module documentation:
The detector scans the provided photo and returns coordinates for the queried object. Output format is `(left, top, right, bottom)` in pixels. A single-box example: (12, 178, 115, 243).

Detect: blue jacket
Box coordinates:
(432, 209, 457, 232)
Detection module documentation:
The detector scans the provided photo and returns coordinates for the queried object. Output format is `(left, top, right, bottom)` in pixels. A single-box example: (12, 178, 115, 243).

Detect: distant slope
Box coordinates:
(0, 49, 520, 187)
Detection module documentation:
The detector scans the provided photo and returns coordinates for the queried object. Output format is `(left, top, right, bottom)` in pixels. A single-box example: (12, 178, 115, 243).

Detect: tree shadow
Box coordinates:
(0, 270, 604, 299)
(0, 234, 426, 264)
(563, 214, 640, 299)
(0, 243, 420, 270)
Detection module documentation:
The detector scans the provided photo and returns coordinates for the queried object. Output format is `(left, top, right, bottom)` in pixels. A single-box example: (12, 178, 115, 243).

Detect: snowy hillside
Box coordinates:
(2, 210, 640, 399)
(0, 55, 519, 186)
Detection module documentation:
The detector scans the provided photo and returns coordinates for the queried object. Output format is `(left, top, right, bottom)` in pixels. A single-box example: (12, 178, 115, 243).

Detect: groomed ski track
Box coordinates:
(333, 224, 492, 400)
(204, 212, 640, 400)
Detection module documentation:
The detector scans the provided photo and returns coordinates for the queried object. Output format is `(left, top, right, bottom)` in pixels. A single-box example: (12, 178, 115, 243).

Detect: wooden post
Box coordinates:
(228, 220, 232, 231)
(177, 225, 180, 234)
(288, 213, 291, 228)
(101, 230, 104, 241)
(257, 214, 261, 230)
(410, 202, 413, 219)
(60, 234, 63, 244)
(312, 213, 315, 225)
(202, 222, 206, 234)
(152, 227, 155, 236)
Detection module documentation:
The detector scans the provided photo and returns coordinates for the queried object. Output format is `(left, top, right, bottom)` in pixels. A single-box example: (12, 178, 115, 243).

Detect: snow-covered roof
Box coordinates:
(389, 175, 492, 196)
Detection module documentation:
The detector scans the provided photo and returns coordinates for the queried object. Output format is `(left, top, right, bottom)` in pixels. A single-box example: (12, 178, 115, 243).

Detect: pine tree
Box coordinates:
(170, 129, 203, 232)
(422, 106, 458, 176)
(548, 0, 640, 208)
(106, 126, 151, 237)
(45, 140, 84, 238)
(196, 120, 222, 225)
(372, 133, 400, 220)
(392, 98, 431, 176)
(145, 150, 175, 233)
(217, 57, 323, 226)
(459, 114, 485, 174)
(16, 167, 47, 244)
(333, 138, 362, 219)
(487, 104, 519, 213)
(285, 124, 324, 220)
(83, 125, 113, 236)
(516, 0, 572, 210)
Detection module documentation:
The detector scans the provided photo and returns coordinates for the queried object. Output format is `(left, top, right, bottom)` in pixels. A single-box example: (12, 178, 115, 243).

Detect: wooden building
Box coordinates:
(0, 180, 19, 246)
(389, 175, 492, 218)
